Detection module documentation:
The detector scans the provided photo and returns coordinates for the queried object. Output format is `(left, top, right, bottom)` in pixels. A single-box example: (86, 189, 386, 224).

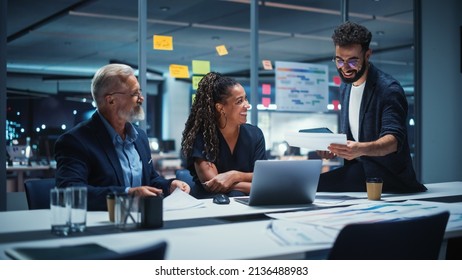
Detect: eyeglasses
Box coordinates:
(332, 57, 360, 69)
(106, 90, 142, 98)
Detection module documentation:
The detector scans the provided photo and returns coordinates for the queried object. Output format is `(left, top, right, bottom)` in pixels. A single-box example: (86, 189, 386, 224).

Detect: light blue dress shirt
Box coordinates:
(98, 111, 142, 193)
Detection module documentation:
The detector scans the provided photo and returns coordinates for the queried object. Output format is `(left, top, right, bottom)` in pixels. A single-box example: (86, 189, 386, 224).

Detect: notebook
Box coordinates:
(234, 159, 322, 206)
(299, 127, 333, 134)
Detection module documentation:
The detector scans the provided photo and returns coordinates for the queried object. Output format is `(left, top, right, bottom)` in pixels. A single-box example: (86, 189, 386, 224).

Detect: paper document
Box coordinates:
(285, 131, 347, 151)
(267, 200, 457, 230)
(268, 220, 335, 245)
(314, 195, 364, 206)
(163, 188, 205, 211)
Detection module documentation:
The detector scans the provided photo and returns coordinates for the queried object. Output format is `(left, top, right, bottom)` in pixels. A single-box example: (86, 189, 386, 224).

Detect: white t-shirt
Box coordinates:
(348, 83, 365, 141)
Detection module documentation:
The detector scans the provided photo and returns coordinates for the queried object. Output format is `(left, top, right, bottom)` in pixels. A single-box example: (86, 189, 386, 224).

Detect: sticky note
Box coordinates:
(192, 76, 203, 90)
(216, 45, 228, 56)
(332, 100, 340, 111)
(262, 97, 271, 108)
(192, 60, 210, 75)
(169, 64, 189, 78)
(262, 84, 271, 95)
(333, 76, 341, 86)
(153, 35, 173, 50)
(262, 60, 273, 70)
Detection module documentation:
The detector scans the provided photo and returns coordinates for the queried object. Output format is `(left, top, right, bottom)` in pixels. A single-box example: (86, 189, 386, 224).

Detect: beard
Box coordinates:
(121, 105, 145, 122)
(337, 60, 367, 84)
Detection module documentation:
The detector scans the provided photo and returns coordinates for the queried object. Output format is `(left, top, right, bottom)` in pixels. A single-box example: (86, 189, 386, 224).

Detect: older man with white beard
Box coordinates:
(55, 64, 189, 211)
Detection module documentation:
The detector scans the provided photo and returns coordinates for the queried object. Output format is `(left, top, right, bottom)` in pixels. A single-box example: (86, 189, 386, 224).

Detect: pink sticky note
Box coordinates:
(262, 84, 271, 95)
(333, 76, 341, 86)
(332, 100, 340, 111)
(262, 97, 271, 108)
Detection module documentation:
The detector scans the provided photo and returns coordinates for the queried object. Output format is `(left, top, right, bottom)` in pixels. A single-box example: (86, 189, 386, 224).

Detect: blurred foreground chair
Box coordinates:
(110, 241, 167, 260)
(328, 211, 450, 260)
(24, 178, 56, 210)
(75, 241, 167, 260)
(6, 241, 167, 260)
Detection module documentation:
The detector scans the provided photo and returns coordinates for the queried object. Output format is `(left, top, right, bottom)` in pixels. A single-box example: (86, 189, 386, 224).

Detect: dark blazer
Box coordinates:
(339, 63, 426, 192)
(55, 112, 170, 211)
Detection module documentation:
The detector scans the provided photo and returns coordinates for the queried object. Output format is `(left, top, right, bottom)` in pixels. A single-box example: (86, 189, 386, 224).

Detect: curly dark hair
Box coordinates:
(332, 21, 372, 51)
(181, 72, 240, 163)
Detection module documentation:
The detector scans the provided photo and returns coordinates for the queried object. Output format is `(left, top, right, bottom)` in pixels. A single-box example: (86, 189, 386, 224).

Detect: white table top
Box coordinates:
(1, 181, 461, 260)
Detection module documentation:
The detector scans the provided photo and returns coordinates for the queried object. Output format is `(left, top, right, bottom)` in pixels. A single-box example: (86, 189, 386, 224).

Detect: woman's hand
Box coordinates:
(203, 171, 237, 193)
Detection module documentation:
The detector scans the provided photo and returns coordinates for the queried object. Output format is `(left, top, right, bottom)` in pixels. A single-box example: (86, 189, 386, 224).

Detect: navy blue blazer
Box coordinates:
(339, 63, 426, 192)
(55, 112, 170, 211)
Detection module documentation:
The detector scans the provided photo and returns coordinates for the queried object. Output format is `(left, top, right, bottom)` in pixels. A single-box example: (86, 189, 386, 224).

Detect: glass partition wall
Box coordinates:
(6, 0, 416, 170)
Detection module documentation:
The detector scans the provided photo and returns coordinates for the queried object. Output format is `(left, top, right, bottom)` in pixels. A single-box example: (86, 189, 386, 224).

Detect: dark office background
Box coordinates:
(6, 91, 164, 160)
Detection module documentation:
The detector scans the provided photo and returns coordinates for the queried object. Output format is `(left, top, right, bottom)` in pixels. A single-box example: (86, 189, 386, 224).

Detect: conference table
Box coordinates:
(0, 181, 461, 260)
(6, 164, 52, 192)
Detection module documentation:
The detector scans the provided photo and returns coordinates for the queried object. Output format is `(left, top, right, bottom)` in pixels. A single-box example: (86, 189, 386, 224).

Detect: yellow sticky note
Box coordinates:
(192, 60, 210, 75)
(216, 45, 228, 56)
(192, 76, 203, 90)
(153, 35, 173, 51)
(169, 64, 189, 78)
(191, 93, 196, 104)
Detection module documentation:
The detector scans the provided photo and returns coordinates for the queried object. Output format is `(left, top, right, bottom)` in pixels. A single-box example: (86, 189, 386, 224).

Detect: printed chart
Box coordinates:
(275, 61, 328, 112)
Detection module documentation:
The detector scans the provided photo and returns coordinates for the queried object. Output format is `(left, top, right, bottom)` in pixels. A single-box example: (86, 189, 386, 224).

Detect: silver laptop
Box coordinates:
(234, 159, 322, 206)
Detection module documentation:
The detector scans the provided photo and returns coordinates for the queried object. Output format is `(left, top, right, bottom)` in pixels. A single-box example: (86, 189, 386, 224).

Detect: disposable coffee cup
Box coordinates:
(106, 193, 115, 222)
(366, 177, 383, 200)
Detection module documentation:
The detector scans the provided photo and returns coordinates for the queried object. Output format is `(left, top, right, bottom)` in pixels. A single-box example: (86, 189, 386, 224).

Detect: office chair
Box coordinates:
(24, 178, 56, 210)
(328, 211, 450, 260)
(76, 241, 167, 260)
(6, 241, 167, 260)
(111, 241, 167, 260)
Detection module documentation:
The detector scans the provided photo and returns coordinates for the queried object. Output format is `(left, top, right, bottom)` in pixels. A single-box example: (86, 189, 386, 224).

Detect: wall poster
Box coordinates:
(275, 61, 328, 112)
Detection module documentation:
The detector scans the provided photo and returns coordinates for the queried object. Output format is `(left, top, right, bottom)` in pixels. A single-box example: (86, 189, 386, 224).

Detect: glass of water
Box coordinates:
(69, 186, 87, 232)
(50, 188, 70, 236)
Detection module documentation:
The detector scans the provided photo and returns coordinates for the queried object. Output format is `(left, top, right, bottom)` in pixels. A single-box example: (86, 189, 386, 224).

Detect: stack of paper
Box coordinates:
(285, 131, 347, 151)
(163, 188, 205, 211)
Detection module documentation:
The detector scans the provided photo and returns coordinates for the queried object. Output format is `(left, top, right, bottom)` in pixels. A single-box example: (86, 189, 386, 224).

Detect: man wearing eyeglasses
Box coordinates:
(317, 21, 426, 193)
(55, 63, 190, 211)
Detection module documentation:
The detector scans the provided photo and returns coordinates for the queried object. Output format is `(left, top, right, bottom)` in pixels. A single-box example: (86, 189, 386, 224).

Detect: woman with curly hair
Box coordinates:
(181, 72, 267, 198)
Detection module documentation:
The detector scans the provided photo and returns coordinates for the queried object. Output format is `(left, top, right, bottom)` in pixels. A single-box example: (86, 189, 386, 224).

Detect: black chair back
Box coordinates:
(24, 178, 56, 210)
(79, 241, 167, 260)
(113, 241, 167, 260)
(5, 241, 167, 260)
(328, 211, 450, 260)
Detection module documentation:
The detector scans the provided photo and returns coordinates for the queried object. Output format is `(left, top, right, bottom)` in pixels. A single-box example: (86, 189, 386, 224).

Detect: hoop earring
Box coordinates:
(219, 110, 227, 129)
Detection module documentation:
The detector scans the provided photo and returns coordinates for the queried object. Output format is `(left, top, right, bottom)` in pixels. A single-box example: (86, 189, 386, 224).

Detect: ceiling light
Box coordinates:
(160, 6, 170, 12)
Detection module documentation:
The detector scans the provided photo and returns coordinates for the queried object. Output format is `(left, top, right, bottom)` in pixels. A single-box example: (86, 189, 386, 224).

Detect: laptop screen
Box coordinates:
(241, 159, 322, 206)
